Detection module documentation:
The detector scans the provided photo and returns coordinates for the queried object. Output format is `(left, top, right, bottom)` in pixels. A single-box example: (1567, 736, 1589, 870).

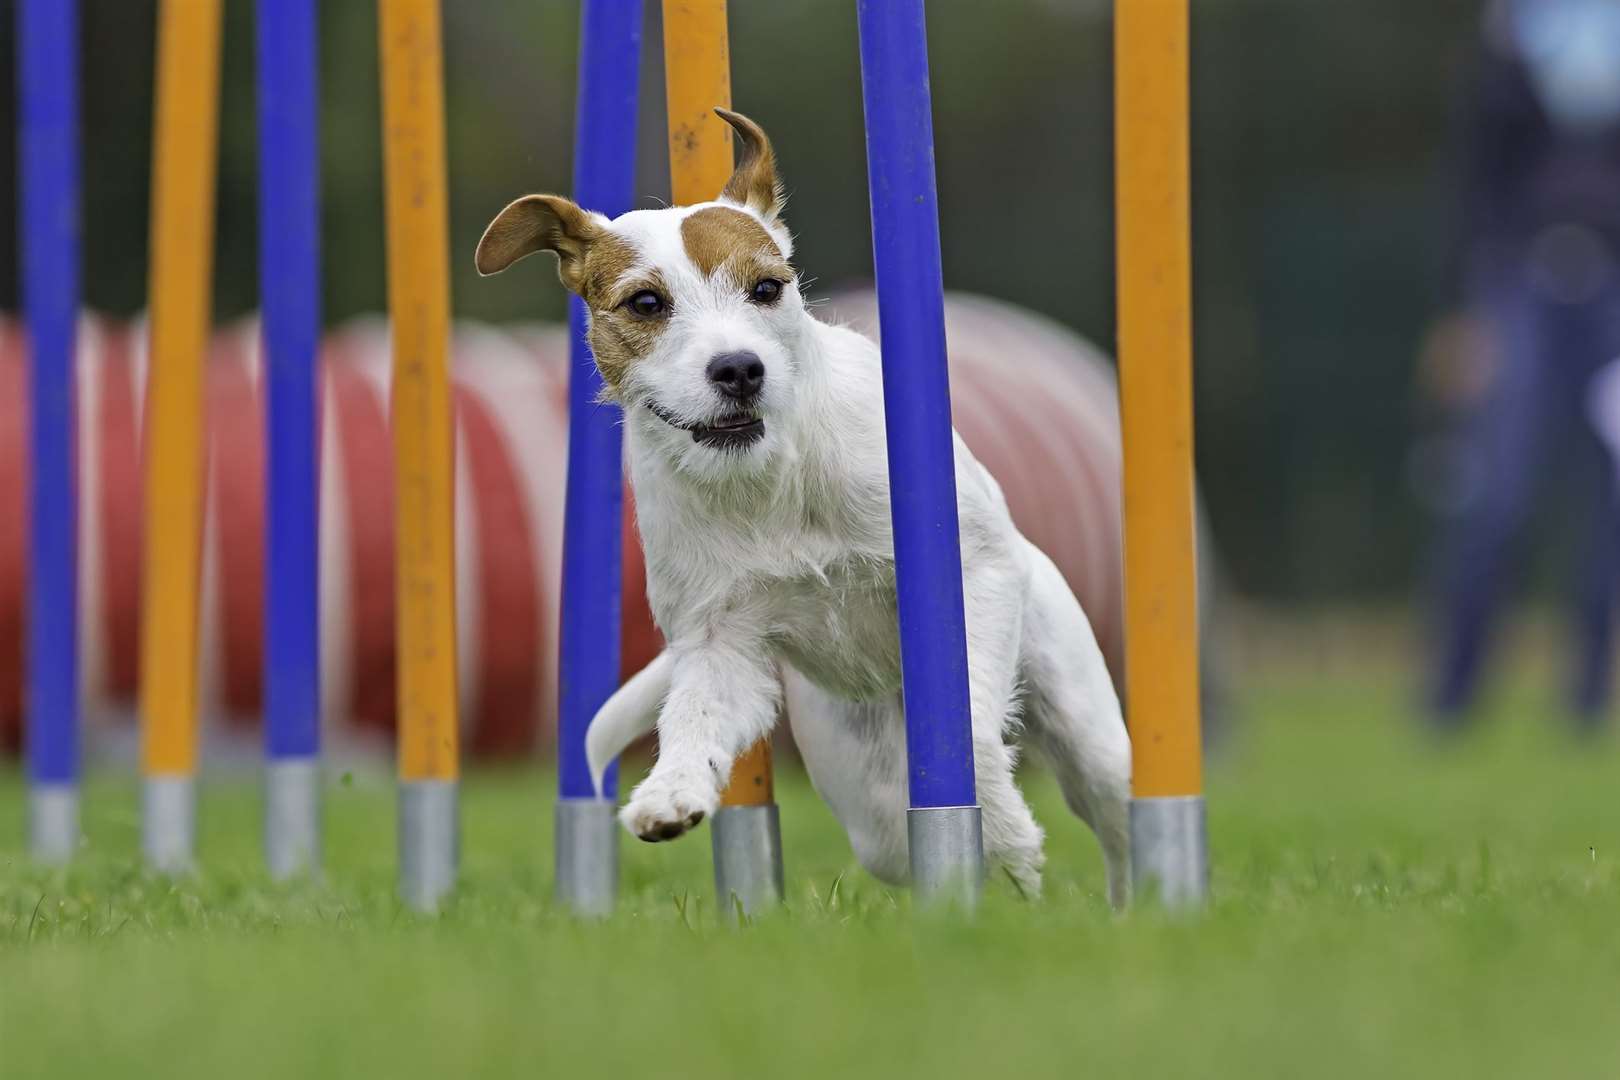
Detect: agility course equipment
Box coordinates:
(18, 0, 82, 863)
(258, 0, 323, 881)
(0, 298, 1146, 763)
(664, 0, 785, 917)
(856, 0, 985, 905)
(379, 0, 462, 912)
(1116, 0, 1208, 907)
(140, 0, 223, 873)
(552, 0, 788, 921)
(552, 0, 643, 918)
(7, 1, 1207, 915)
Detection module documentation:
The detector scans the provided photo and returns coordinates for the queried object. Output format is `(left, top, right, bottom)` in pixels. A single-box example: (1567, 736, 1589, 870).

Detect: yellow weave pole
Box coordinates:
(379, 0, 460, 911)
(139, 0, 223, 873)
(664, 0, 783, 913)
(1115, 0, 1207, 906)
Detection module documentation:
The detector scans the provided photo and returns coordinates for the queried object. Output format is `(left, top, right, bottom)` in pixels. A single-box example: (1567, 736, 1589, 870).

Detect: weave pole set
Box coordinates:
(554, 0, 787, 917)
(142, 0, 333, 881)
(142, 0, 331, 882)
(851, 0, 1210, 906)
(553, 0, 995, 912)
(142, 0, 464, 903)
(12, 0, 458, 907)
(16, 1, 1207, 911)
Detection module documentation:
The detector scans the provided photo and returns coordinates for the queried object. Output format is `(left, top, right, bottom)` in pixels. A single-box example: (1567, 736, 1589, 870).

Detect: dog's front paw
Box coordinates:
(621, 774, 718, 843)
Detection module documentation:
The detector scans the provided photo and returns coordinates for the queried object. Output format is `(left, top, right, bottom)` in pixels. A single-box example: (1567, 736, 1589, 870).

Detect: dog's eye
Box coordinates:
(624, 290, 667, 318)
(749, 278, 783, 305)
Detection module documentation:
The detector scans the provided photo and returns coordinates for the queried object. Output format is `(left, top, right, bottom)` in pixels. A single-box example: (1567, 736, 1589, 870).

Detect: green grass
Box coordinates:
(3, 676, 1619, 1078)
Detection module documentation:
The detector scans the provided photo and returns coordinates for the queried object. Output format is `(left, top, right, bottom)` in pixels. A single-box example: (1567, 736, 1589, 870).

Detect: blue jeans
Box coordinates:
(1430, 271, 1620, 721)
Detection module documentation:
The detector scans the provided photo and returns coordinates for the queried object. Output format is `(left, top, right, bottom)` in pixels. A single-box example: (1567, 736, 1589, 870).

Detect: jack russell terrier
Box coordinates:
(476, 109, 1131, 903)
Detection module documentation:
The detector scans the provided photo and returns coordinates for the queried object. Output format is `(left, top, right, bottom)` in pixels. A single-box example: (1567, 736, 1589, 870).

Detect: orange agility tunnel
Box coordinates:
(0, 293, 1146, 763)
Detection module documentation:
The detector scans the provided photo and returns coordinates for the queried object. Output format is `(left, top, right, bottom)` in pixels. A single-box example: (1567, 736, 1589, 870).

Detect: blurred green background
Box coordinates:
(0, 0, 1484, 604)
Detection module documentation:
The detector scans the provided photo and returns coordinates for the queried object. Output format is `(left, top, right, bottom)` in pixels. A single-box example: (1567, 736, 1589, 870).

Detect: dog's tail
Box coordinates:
(584, 650, 673, 796)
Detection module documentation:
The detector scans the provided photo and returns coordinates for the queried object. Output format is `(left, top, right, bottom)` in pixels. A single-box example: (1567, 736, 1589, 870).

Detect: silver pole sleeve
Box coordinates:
(555, 797, 618, 917)
(1129, 794, 1208, 909)
(908, 804, 984, 909)
(28, 782, 78, 864)
(265, 758, 321, 880)
(399, 779, 458, 912)
(143, 775, 196, 873)
(712, 803, 784, 918)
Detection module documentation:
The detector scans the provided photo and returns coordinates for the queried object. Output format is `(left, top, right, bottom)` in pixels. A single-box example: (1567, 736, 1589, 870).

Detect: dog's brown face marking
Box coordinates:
(573, 231, 639, 307)
(574, 233, 673, 392)
(584, 258, 672, 393)
(680, 206, 793, 290)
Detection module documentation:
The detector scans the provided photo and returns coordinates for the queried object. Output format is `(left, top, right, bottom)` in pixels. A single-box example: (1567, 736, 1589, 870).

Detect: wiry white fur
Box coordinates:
(583, 197, 1131, 905)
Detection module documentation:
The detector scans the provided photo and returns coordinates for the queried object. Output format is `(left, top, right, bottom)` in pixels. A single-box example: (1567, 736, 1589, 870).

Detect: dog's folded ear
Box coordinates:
(715, 108, 785, 224)
(475, 193, 602, 292)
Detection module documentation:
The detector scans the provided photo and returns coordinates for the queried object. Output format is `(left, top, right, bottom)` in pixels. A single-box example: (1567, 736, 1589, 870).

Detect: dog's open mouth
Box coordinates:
(647, 402, 765, 448)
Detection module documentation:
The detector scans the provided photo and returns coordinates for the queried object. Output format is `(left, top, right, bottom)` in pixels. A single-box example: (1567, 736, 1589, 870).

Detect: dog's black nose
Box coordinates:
(706, 351, 765, 401)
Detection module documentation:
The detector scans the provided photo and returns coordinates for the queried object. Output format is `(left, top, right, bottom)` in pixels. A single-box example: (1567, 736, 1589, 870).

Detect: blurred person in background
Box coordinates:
(1421, 0, 1620, 729)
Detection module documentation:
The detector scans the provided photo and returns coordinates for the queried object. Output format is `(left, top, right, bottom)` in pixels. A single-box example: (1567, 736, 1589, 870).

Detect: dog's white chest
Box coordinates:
(767, 559, 902, 701)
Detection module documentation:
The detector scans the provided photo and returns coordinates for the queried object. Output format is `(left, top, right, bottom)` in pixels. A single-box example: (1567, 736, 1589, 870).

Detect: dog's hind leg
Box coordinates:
(783, 667, 911, 885)
(1018, 540, 1132, 908)
(961, 548, 1047, 896)
(785, 666, 1045, 894)
(970, 730, 1047, 897)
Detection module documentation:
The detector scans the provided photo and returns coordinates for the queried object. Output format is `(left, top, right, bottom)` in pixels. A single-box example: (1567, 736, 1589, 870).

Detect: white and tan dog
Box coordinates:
(477, 109, 1130, 902)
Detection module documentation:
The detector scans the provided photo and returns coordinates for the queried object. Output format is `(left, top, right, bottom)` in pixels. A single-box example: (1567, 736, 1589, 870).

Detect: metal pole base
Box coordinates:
(712, 803, 784, 918)
(908, 805, 984, 909)
(399, 780, 458, 912)
(1129, 794, 1208, 910)
(555, 798, 618, 917)
(265, 758, 321, 881)
(28, 783, 79, 863)
(143, 775, 197, 873)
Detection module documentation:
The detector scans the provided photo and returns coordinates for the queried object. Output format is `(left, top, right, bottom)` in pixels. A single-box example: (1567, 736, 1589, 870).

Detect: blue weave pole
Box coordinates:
(856, 0, 976, 810)
(257, 0, 321, 875)
(19, 0, 83, 860)
(557, 0, 643, 804)
(554, 0, 642, 915)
